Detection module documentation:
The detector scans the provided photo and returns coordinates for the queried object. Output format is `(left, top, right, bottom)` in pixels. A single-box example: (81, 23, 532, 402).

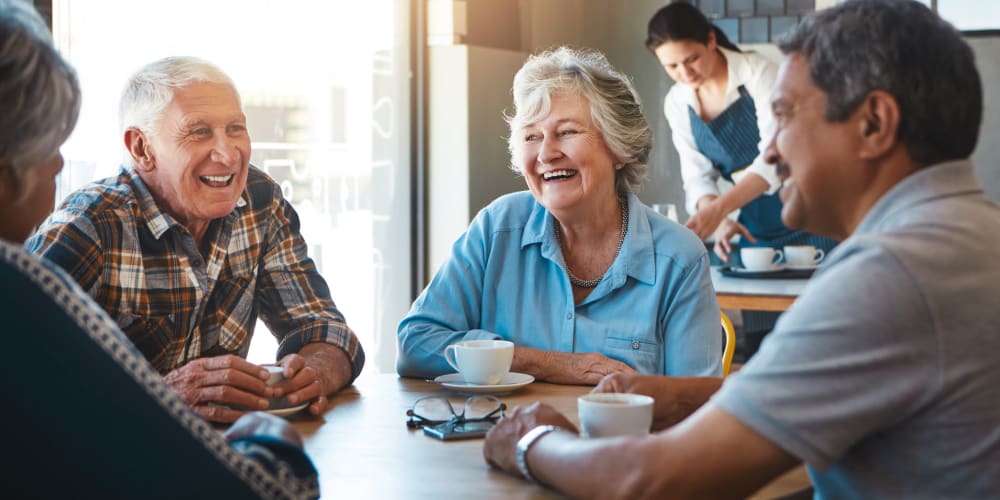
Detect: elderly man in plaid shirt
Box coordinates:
(27, 56, 364, 424)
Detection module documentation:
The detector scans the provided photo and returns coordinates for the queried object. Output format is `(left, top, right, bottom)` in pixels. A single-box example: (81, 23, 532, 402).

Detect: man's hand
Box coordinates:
(164, 354, 273, 423)
(272, 344, 353, 417)
(225, 411, 304, 448)
(483, 402, 577, 478)
(513, 347, 638, 385)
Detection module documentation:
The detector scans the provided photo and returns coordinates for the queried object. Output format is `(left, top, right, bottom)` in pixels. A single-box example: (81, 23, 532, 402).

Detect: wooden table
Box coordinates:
(291, 373, 811, 499)
(711, 267, 809, 312)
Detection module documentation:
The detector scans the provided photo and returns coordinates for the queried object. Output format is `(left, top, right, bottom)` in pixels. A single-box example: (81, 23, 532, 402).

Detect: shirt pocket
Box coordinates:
(211, 275, 255, 352)
(118, 312, 181, 373)
(604, 330, 662, 374)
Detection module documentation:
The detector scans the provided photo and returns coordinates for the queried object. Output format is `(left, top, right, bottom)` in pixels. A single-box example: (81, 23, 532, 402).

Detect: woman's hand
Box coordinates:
(512, 347, 637, 385)
(712, 218, 756, 263)
(685, 200, 727, 240)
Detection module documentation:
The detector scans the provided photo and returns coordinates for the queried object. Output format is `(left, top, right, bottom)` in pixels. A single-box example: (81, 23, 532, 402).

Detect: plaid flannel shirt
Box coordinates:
(26, 165, 364, 379)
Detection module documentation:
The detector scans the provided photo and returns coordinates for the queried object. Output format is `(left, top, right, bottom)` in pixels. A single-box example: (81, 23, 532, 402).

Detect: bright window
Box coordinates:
(52, 0, 412, 373)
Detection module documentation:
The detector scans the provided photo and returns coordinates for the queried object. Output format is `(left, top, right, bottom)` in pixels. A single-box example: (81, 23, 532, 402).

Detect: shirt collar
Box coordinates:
(123, 166, 248, 240)
(854, 160, 983, 236)
(521, 192, 656, 286)
(720, 47, 752, 98)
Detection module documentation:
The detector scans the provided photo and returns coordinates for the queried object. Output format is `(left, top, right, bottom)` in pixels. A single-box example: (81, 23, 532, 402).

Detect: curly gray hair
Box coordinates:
(507, 46, 652, 193)
(0, 0, 80, 172)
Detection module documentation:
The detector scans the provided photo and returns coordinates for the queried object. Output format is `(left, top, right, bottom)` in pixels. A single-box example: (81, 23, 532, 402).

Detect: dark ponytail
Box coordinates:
(645, 2, 742, 53)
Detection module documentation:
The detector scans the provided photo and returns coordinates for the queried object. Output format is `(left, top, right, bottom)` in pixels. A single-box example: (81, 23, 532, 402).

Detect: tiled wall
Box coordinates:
(687, 0, 815, 44)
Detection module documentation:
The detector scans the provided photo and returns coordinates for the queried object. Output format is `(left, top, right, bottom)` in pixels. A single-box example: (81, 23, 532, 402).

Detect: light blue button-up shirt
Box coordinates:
(397, 191, 722, 379)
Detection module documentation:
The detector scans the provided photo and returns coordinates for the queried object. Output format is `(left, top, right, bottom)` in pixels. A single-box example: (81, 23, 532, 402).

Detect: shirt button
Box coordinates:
(566, 312, 573, 320)
(631, 341, 640, 350)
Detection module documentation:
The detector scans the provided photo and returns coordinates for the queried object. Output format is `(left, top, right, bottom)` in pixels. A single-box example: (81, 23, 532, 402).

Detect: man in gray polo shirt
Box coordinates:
(481, 1, 1000, 497)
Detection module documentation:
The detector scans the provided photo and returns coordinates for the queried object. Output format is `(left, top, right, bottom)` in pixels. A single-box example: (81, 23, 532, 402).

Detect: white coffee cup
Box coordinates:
(577, 393, 654, 438)
(443, 340, 514, 385)
(783, 245, 825, 267)
(264, 365, 285, 386)
(740, 247, 784, 271)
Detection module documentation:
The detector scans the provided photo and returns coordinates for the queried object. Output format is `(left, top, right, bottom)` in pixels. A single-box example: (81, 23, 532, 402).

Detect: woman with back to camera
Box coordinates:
(0, 1, 317, 497)
(397, 46, 722, 385)
(647, 2, 836, 260)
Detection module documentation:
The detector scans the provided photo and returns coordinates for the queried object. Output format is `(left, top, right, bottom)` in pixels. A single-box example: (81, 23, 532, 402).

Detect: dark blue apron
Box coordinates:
(688, 85, 836, 252)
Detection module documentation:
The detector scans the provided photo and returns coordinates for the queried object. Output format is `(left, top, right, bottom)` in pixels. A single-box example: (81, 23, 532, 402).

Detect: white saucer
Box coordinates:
(266, 402, 308, 418)
(433, 372, 535, 394)
(731, 266, 784, 274)
(785, 263, 820, 271)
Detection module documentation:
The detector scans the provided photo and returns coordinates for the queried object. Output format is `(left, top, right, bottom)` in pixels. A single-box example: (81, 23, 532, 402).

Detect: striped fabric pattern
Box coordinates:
(26, 165, 364, 378)
(687, 85, 761, 178)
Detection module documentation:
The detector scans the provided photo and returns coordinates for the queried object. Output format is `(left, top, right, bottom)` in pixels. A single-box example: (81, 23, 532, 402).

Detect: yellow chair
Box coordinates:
(721, 311, 736, 377)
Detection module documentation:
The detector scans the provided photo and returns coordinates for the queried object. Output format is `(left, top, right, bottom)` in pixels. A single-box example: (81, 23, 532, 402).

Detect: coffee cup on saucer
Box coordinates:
(263, 365, 292, 409)
(740, 247, 784, 271)
(443, 340, 514, 385)
(783, 245, 825, 268)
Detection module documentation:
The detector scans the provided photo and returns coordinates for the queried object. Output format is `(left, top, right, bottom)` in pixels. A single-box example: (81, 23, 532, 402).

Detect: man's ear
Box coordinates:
(857, 90, 900, 160)
(124, 128, 155, 171)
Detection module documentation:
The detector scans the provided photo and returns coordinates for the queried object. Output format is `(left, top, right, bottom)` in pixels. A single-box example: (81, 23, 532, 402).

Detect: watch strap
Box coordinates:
(515, 425, 561, 483)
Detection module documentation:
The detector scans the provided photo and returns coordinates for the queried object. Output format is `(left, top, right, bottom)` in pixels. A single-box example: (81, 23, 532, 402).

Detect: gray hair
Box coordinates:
(507, 46, 652, 193)
(119, 56, 238, 143)
(779, 0, 981, 166)
(0, 0, 80, 172)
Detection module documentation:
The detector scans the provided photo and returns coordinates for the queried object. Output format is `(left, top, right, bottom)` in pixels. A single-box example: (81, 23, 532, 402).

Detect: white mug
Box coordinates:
(783, 245, 825, 267)
(264, 365, 285, 386)
(740, 247, 784, 271)
(443, 340, 514, 385)
(577, 393, 654, 438)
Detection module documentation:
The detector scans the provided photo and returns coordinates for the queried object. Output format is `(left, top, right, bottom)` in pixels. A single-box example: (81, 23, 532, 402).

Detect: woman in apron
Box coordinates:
(646, 3, 836, 358)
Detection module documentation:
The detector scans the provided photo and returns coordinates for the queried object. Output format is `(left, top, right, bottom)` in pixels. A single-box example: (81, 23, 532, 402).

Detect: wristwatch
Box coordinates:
(516, 425, 562, 483)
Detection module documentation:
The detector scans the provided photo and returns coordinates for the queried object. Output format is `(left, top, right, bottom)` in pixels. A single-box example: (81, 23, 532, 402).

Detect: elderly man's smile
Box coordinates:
(200, 173, 235, 187)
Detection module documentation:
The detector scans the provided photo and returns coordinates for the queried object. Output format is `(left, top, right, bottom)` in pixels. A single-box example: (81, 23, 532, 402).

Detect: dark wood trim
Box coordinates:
(409, 0, 428, 300)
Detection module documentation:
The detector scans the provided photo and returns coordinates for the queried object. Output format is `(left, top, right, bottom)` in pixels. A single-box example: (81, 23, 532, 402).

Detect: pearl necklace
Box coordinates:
(554, 197, 629, 288)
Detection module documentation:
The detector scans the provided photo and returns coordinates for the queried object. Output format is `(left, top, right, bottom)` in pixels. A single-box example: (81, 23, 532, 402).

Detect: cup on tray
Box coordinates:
(740, 247, 784, 271)
(783, 245, 825, 268)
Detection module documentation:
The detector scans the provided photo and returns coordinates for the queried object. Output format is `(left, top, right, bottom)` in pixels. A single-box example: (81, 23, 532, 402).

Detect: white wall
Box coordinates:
(427, 45, 528, 275)
(970, 37, 1000, 201)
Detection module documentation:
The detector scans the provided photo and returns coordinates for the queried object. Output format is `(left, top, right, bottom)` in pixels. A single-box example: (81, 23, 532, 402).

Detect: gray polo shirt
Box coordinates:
(712, 160, 1000, 498)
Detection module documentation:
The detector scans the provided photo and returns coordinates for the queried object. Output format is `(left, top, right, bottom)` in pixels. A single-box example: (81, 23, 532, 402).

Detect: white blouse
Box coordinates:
(664, 47, 782, 216)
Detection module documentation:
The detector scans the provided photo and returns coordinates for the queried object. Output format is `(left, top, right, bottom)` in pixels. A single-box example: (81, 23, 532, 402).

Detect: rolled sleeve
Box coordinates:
(259, 196, 366, 383)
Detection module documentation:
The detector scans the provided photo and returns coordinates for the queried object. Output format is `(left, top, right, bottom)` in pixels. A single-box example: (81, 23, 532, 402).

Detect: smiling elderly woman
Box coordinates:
(397, 47, 721, 385)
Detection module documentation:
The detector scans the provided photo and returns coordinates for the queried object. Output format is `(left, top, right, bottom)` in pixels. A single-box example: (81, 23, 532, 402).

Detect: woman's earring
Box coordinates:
(615, 164, 624, 170)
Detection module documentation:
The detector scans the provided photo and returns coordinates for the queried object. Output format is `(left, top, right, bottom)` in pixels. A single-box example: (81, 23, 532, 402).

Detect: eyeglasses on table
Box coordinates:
(405, 395, 506, 429)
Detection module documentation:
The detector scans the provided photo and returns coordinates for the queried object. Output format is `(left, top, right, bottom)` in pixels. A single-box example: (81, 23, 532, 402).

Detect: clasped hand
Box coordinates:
(164, 353, 325, 423)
